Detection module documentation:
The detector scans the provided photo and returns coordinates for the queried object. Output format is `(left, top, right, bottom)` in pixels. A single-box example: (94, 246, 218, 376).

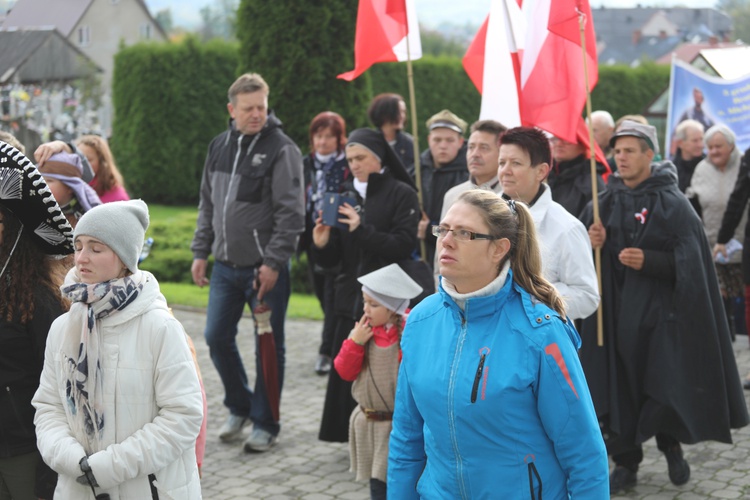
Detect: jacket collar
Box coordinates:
(528, 184, 552, 224)
(439, 267, 514, 319)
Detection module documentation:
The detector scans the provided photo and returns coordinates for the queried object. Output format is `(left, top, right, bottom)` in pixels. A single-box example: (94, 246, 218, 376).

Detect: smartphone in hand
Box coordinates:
(321, 193, 358, 230)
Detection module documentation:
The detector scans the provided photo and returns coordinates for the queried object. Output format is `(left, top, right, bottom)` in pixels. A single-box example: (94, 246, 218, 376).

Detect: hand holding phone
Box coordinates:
(321, 193, 358, 230)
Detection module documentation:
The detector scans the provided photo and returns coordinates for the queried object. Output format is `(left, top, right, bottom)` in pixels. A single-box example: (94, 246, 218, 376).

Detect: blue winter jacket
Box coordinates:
(388, 271, 608, 499)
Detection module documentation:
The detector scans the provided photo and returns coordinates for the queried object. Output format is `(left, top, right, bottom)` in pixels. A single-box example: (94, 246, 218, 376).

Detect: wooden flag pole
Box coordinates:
(579, 12, 604, 347)
(405, 31, 427, 262)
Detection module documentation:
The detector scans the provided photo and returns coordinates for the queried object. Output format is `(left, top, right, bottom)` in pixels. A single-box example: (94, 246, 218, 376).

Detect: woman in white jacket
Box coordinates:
(498, 126, 599, 321)
(33, 200, 203, 499)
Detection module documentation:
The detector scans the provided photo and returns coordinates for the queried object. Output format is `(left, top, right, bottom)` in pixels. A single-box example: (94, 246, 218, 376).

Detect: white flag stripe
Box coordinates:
(393, 0, 423, 61)
(479, 0, 525, 126)
(520, 0, 550, 87)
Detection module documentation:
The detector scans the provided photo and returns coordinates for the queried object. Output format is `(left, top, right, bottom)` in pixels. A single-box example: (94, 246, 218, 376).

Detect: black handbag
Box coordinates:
(398, 258, 435, 308)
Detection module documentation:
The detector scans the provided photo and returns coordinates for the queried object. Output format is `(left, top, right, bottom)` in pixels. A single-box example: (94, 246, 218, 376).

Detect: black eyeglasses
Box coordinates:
(432, 225, 496, 241)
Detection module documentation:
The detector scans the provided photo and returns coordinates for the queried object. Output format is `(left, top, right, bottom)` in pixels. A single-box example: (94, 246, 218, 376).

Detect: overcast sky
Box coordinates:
(144, 0, 718, 30)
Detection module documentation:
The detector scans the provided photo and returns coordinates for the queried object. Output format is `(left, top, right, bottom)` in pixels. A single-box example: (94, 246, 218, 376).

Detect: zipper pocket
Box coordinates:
(253, 229, 265, 259)
(470, 351, 487, 403)
(6, 386, 33, 435)
(526, 459, 543, 500)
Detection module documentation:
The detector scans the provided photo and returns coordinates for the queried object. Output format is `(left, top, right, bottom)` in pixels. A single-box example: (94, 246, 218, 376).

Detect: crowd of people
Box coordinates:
(2, 69, 750, 498)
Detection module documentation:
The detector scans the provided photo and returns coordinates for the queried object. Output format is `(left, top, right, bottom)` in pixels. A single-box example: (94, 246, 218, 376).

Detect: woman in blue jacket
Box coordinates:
(388, 190, 608, 499)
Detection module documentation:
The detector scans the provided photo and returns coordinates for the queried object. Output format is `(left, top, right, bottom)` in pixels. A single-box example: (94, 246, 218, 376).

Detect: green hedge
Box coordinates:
(110, 37, 238, 205)
(370, 56, 481, 151)
(590, 62, 671, 122)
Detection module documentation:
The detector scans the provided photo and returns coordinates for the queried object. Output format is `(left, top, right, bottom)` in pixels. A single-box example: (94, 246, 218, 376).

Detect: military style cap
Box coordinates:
(610, 120, 660, 155)
(426, 109, 467, 135)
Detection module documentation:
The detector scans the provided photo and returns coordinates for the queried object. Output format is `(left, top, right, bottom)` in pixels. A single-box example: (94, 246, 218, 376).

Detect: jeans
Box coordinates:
(204, 260, 290, 436)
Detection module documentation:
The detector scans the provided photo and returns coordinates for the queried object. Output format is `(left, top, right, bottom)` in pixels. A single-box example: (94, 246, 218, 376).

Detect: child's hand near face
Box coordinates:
(350, 314, 373, 346)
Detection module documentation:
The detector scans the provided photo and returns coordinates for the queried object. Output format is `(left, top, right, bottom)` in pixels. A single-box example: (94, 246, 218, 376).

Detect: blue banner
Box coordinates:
(666, 58, 750, 157)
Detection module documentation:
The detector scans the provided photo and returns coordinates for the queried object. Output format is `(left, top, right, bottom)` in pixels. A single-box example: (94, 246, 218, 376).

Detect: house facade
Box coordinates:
(2, 0, 167, 90)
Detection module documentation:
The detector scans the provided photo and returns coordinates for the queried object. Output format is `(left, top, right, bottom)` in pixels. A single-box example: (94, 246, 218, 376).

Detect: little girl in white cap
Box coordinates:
(334, 263, 422, 500)
(32, 200, 203, 499)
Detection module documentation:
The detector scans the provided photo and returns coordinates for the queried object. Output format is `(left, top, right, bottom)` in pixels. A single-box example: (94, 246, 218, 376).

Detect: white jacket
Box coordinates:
(33, 271, 203, 500)
(530, 186, 600, 320)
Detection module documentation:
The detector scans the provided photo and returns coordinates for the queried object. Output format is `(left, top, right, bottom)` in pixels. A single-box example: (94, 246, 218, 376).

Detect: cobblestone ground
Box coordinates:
(173, 308, 750, 499)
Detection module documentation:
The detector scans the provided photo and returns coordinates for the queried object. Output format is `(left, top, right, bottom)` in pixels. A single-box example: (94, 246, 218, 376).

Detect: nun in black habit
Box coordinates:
(312, 129, 420, 442)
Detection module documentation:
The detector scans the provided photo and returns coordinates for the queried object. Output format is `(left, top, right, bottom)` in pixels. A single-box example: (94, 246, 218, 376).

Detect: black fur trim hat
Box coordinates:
(0, 141, 74, 256)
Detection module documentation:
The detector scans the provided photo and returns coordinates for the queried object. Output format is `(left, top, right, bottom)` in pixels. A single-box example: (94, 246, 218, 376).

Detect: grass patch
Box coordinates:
(159, 282, 323, 320)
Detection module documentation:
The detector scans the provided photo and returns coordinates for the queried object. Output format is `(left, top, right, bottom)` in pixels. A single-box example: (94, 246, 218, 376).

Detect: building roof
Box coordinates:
(2, 0, 91, 37)
(694, 45, 750, 79)
(1, 0, 166, 39)
(593, 7, 733, 66)
(0, 28, 101, 84)
(656, 41, 741, 66)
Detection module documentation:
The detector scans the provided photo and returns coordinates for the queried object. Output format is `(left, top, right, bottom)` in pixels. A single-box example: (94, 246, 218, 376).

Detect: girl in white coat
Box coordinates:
(33, 200, 203, 499)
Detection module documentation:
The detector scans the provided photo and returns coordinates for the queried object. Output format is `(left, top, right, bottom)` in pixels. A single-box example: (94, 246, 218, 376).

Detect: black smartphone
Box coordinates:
(321, 193, 357, 230)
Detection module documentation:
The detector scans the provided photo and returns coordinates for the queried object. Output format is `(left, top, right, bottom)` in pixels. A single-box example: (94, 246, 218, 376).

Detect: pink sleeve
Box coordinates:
(195, 378, 207, 470)
(334, 339, 365, 381)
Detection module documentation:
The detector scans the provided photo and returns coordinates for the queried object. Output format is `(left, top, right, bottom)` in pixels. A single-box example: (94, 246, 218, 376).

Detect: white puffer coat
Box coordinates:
(33, 271, 203, 499)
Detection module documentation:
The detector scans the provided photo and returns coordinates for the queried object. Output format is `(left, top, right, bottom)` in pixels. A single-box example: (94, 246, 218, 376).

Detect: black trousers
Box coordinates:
(613, 433, 680, 472)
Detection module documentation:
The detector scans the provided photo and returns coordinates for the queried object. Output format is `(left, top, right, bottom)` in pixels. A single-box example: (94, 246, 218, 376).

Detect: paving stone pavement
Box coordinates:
(173, 307, 750, 499)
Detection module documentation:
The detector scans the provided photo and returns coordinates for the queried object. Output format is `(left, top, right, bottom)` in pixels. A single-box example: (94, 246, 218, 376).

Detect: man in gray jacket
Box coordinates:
(191, 73, 304, 453)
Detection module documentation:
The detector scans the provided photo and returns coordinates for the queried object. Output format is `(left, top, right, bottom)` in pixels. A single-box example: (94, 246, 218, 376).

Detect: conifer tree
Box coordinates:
(236, 0, 372, 149)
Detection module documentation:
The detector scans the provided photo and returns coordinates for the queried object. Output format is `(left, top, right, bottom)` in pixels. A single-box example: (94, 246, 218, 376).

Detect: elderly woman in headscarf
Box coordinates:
(311, 128, 421, 444)
(38, 151, 102, 227)
(687, 124, 744, 336)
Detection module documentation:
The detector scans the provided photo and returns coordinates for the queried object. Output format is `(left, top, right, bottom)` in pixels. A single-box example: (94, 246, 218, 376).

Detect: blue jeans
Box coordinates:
(204, 261, 289, 436)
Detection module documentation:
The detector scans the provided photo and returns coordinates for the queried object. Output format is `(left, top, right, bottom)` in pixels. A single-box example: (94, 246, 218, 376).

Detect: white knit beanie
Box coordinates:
(74, 199, 149, 273)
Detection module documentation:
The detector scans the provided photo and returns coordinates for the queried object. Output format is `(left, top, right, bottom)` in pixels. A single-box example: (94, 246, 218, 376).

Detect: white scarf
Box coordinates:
(442, 261, 510, 311)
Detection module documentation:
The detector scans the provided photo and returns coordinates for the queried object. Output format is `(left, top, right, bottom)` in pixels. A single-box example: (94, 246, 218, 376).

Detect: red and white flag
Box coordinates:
(464, 0, 607, 166)
(338, 0, 422, 81)
(520, 0, 598, 144)
(463, 0, 526, 128)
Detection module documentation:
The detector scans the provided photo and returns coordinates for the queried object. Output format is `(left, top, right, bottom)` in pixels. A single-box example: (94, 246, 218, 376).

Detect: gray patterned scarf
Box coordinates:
(60, 269, 145, 454)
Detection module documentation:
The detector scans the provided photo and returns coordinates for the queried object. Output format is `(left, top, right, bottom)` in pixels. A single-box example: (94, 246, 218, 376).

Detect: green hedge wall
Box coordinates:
(370, 56, 481, 152)
(110, 37, 238, 205)
(590, 62, 671, 122)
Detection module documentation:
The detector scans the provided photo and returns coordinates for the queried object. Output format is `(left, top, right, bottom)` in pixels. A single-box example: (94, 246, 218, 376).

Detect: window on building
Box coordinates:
(140, 23, 152, 40)
(78, 25, 90, 46)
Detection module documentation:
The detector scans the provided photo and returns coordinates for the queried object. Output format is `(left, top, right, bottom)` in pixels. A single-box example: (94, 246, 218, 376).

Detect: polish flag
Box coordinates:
(464, 0, 606, 168)
(520, 0, 599, 144)
(462, 0, 526, 128)
(338, 0, 422, 81)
